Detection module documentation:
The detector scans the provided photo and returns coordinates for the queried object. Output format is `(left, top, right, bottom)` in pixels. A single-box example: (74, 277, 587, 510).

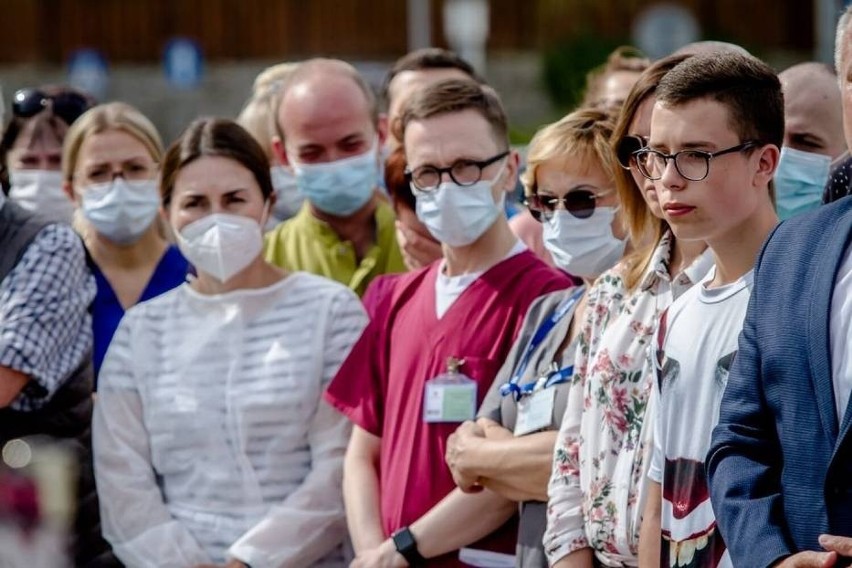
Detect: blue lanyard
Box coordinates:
(500, 286, 584, 400)
(511, 364, 574, 399)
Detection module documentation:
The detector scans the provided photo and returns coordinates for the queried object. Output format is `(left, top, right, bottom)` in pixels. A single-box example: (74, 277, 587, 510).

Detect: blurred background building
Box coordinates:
(0, 0, 843, 141)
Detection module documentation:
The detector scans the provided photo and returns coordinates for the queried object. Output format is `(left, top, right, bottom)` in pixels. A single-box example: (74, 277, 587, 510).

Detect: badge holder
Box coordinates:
(423, 357, 477, 423)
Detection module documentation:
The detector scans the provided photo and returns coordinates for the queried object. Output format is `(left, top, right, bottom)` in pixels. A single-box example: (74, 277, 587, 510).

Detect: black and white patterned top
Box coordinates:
(823, 153, 852, 204)
(0, 198, 95, 411)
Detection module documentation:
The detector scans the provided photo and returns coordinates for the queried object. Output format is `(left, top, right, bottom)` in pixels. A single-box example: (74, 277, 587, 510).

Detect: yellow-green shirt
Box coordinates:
(264, 200, 405, 297)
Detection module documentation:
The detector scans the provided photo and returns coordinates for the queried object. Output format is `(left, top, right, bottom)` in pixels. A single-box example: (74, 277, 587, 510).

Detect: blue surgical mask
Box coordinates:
(292, 139, 379, 217)
(774, 146, 831, 220)
(414, 160, 507, 247)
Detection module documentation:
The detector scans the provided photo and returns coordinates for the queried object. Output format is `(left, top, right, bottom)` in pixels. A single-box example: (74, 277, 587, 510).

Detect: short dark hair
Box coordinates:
(655, 52, 784, 149)
(161, 118, 273, 207)
(398, 79, 509, 148)
(382, 48, 481, 103)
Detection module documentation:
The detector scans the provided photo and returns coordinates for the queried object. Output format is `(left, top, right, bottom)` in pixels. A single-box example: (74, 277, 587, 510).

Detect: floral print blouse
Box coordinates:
(544, 231, 714, 567)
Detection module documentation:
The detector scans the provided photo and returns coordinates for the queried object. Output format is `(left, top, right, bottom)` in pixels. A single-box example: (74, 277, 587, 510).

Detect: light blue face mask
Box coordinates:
(292, 139, 379, 217)
(774, 146, 831, 220)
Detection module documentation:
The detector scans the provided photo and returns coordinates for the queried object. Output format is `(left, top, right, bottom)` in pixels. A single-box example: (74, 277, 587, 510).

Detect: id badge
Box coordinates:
(514, 387, 555, 436)
(424, 378, 476, 423)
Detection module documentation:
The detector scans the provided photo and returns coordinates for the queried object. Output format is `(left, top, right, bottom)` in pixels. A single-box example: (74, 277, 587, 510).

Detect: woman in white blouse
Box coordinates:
(544, 54, 713, 567)
(92, 118, 367, 568)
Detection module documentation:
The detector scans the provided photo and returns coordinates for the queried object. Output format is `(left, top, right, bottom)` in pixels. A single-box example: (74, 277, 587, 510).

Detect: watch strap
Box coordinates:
(392, 526, 426, 566)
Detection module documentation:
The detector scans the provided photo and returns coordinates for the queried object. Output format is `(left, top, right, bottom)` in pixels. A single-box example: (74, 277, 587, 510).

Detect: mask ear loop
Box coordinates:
(259, 196, 273, 229)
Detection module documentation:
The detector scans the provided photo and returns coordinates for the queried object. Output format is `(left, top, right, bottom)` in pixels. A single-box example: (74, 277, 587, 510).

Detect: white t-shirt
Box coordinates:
(830, 243, 852, 422)
(649, 267, 753, 568)
(435, 240, 526, 317)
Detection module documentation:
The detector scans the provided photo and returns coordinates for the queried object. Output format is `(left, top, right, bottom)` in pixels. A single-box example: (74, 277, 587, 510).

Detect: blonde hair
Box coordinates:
(237, 62, 300, 161)
(61, 102, 165, 240)
(62, 102, 163, 182)
(521, 107, 617, 196)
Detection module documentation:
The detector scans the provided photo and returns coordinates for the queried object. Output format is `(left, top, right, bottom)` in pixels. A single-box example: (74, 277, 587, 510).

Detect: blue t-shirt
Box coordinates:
(90, 245, 188, 380)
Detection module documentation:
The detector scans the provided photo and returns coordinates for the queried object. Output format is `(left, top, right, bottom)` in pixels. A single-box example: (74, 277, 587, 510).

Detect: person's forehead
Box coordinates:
(279, 74, 373, 137)
(783, 74, 840, 126)
(403, 109, 499, 164)
(77, 129, 153, 164)
(650, 98, 737, 144)
(173, 155, 258, 195)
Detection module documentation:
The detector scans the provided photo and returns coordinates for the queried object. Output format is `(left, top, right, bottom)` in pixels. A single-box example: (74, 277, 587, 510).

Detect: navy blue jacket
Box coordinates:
(708, 197, 852, 568)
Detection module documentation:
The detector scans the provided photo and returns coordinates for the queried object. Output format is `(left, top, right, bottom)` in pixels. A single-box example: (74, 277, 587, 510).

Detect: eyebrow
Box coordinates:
(647, 140, 719, 152)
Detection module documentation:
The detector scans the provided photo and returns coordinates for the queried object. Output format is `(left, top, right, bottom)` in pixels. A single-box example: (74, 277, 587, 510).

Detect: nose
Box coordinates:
(658, 157, 686, 192)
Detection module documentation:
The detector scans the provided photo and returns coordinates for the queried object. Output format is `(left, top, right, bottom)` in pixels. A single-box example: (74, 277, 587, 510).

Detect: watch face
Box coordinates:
(393, 528, 415, 551)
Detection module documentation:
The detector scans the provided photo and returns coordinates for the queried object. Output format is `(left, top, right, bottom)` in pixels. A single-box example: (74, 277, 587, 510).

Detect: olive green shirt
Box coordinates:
(264, 200, 405, 297)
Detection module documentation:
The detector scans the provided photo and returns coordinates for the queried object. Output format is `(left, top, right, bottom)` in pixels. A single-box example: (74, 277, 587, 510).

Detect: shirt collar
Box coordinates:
(639, 230, 675, 292)
(640, 229, 715, 293)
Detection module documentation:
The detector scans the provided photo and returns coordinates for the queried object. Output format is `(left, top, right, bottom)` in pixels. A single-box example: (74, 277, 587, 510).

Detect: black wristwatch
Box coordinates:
(392, 526, 426, 567)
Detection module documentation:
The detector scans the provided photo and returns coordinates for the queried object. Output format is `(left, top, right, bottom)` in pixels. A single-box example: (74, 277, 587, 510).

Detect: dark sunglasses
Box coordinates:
(615, 135, 647, 169)
(525, 189, 603, 222)
(12, 88, 91, 126)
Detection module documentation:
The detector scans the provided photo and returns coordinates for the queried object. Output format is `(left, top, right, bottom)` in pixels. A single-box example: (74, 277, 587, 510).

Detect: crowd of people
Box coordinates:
(4, 8, 852, 568)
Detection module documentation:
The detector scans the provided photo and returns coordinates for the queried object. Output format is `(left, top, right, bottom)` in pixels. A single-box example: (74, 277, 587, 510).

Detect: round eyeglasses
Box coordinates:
(633, 141, 760, 182)
(525, 188, 612, 222)
(405, 151, 509, 192)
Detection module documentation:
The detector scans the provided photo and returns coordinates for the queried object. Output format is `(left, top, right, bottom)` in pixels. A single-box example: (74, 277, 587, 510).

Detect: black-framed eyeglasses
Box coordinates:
(405, 150, 509, 192)
(525, 188, 611, 222)
(12, 88, 91, 126)
(615, 135, 647, 169)
(634, 141, 760, 182)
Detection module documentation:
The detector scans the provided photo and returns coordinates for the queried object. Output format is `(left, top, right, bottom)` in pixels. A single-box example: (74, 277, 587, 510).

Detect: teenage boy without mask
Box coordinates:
(635, 52, 781, 568)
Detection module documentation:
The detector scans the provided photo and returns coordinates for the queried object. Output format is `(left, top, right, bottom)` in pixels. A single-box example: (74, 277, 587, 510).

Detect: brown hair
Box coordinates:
(582, 46, 651, 108)
(656, 52, 784, 149)
(522, 107, 617, 197)
(160, 118, 273, 207)
(610, 54, 692, 291)
(398, 79, 509, 148)
(385, 145, 415, 212)
(382, 48, 482, 104)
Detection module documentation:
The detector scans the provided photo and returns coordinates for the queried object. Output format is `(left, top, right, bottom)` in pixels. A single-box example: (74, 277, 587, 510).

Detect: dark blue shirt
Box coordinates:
(90, 245, 188, 380)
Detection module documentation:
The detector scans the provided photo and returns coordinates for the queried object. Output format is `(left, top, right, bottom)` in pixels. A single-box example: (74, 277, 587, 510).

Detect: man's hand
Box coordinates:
(225, 561, 249, 568)
(350, 539, 408, 568)
(775, 551, 838, 568)
(445, 421, 485, 492)
(820, 535, 852, 558)
(395, 220, 442, 270)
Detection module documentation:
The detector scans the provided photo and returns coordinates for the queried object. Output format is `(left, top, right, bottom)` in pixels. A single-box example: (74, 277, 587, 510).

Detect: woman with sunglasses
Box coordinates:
(62, 103, 189, 380)
(0, 86, 94, 223)
(544, 54, 714, 568)
(444, 107, 628, 568)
